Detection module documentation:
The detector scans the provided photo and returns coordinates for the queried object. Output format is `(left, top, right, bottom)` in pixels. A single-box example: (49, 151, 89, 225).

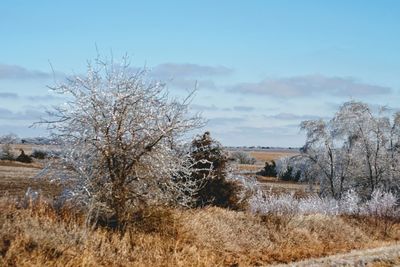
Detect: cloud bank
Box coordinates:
(0, 64, 57, 80)
(152, 63, 233, 78)
(150, 63, 232, 90)
(229, 74, 391, 98)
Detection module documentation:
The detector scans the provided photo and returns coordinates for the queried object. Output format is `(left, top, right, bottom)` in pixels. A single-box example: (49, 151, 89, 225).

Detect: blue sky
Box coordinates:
(1, 1, 400, 146)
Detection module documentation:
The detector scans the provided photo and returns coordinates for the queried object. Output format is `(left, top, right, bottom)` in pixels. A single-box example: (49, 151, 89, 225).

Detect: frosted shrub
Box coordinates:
(38, 55, 204, 226)
(340, 189, 361, 215)
(227, 173, 260, 206)
(231, 151, 257, 165)
(248, 189, 398, 218)
(0, 143, 14, 160)
(249, 190, 299, 216)
(21, 187, 41, 208)
(298, 196, 339, 215)
(362, 189, 399, 218)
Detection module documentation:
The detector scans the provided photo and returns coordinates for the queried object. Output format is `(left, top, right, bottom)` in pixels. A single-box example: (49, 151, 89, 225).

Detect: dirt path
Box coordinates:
(273, 244, 400, 266)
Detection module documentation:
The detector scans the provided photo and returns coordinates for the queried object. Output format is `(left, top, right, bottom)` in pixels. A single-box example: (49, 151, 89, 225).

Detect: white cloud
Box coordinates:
(152, 63, 233, 78)
(0, 63, 64, 80)
(265, 112, 323, 120)
(0, 92, 18, 99)
(229, 74, 391, 98)
(233, 106, 254, 112)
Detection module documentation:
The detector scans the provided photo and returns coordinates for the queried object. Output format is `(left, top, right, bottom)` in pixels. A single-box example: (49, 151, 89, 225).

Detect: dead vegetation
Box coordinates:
(0, 197, 399, 266)
(0, 149, 399, 266)
(249, 151, 298, 163)
(0, 160, 62, 198)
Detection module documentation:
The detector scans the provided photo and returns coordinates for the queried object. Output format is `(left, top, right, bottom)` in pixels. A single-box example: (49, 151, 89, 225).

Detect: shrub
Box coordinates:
(0, 143, 14, 160)
(231, 151, 257, 164)
(31, 149, 48, 159)
(249, 189, 399, 219)
(279, 166, 301, 182)
(190, 132, 242, 209)
(15, 149, 32, 163)
(37, 55, 203, 228)
(362, 189, 399, 219)
(258, 160, 277, 177)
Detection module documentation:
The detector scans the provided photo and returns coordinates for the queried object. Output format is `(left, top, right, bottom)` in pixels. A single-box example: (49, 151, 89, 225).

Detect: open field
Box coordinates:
(233, 149, 298, 171)
(0, 160, 61, 198)
(249, 150, 299, 163)
(232, 150, 312, 195)
(0, 148, 399, 266)
(256, 176, 313, 196)
(0, 199, 399, 266)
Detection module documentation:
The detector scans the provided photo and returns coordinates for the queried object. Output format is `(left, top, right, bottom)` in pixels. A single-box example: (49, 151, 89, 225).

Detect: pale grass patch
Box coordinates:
(249, 151, 298, 163)
(179, 207, 272, 253)
(1, 198, 399, 266)
(0, 163, 61, 197)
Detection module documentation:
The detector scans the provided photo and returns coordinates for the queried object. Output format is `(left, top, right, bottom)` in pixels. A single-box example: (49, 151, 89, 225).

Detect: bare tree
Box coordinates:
(300, 101, 400, 199)
(0, 143, 15, 160)
(230, 151, 257, 165)
(40, 56, 204, 225)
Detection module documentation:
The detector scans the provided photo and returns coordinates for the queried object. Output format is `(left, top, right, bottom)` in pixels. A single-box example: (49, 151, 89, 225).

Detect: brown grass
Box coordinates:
(0, 160, 61, 198)
(249, 150, 298, 163)
(0, 198, 398, 266)
(0, 154, 398, 266)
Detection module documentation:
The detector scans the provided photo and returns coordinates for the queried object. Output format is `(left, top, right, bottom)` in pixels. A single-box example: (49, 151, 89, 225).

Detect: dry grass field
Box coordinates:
(0, 199, 398, 266)
(0, 147, 399, 266)
(249, 150, 299, 163)
(234, 150, 296, 171)
(0, 160, 61, 198)
(233, 149, 311, 195)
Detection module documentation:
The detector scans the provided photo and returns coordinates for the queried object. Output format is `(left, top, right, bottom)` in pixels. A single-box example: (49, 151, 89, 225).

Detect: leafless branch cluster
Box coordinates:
(38, 56, 205, 223)
(298, 101, 400, 199)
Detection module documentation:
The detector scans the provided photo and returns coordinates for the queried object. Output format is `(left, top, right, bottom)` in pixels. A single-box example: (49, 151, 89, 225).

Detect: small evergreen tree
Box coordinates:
(231, 151, 257, 164)
(190, 132, 241, 209)
(16, 149, 32, 163)
(31, 149, 48, 159)
(258, 160, 277, 177)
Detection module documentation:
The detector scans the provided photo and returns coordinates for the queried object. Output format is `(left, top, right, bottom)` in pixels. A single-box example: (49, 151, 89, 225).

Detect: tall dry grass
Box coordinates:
(0, 196, 399, 266)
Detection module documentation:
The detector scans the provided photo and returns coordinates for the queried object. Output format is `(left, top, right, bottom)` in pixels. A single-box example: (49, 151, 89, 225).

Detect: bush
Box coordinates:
(16, 149, 32, 163)
(31, 149, 48, 159)
(279, 166, 301, 182)
(231, 151, 257, 164)
(249, 189, 399, 219)
(190, 132, 242, 209)
(0, 143, 14, 160)
(197, 177, 243, 209)
(258, 161, 277, 177)
(37, 56, 203, 228)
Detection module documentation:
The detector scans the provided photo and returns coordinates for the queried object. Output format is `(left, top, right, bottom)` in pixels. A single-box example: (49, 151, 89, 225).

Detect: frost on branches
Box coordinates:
(39, 56, 204, 223)
(299, 101, 400, 199)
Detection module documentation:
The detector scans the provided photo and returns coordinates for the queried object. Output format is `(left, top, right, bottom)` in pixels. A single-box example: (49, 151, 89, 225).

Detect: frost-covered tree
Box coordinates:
(0, 133, 20, 144)
(230, 151, 257, 165)
(0, 143, 15, 160)
(40, 56, 203, 224)
(300, 101, 400, 199)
